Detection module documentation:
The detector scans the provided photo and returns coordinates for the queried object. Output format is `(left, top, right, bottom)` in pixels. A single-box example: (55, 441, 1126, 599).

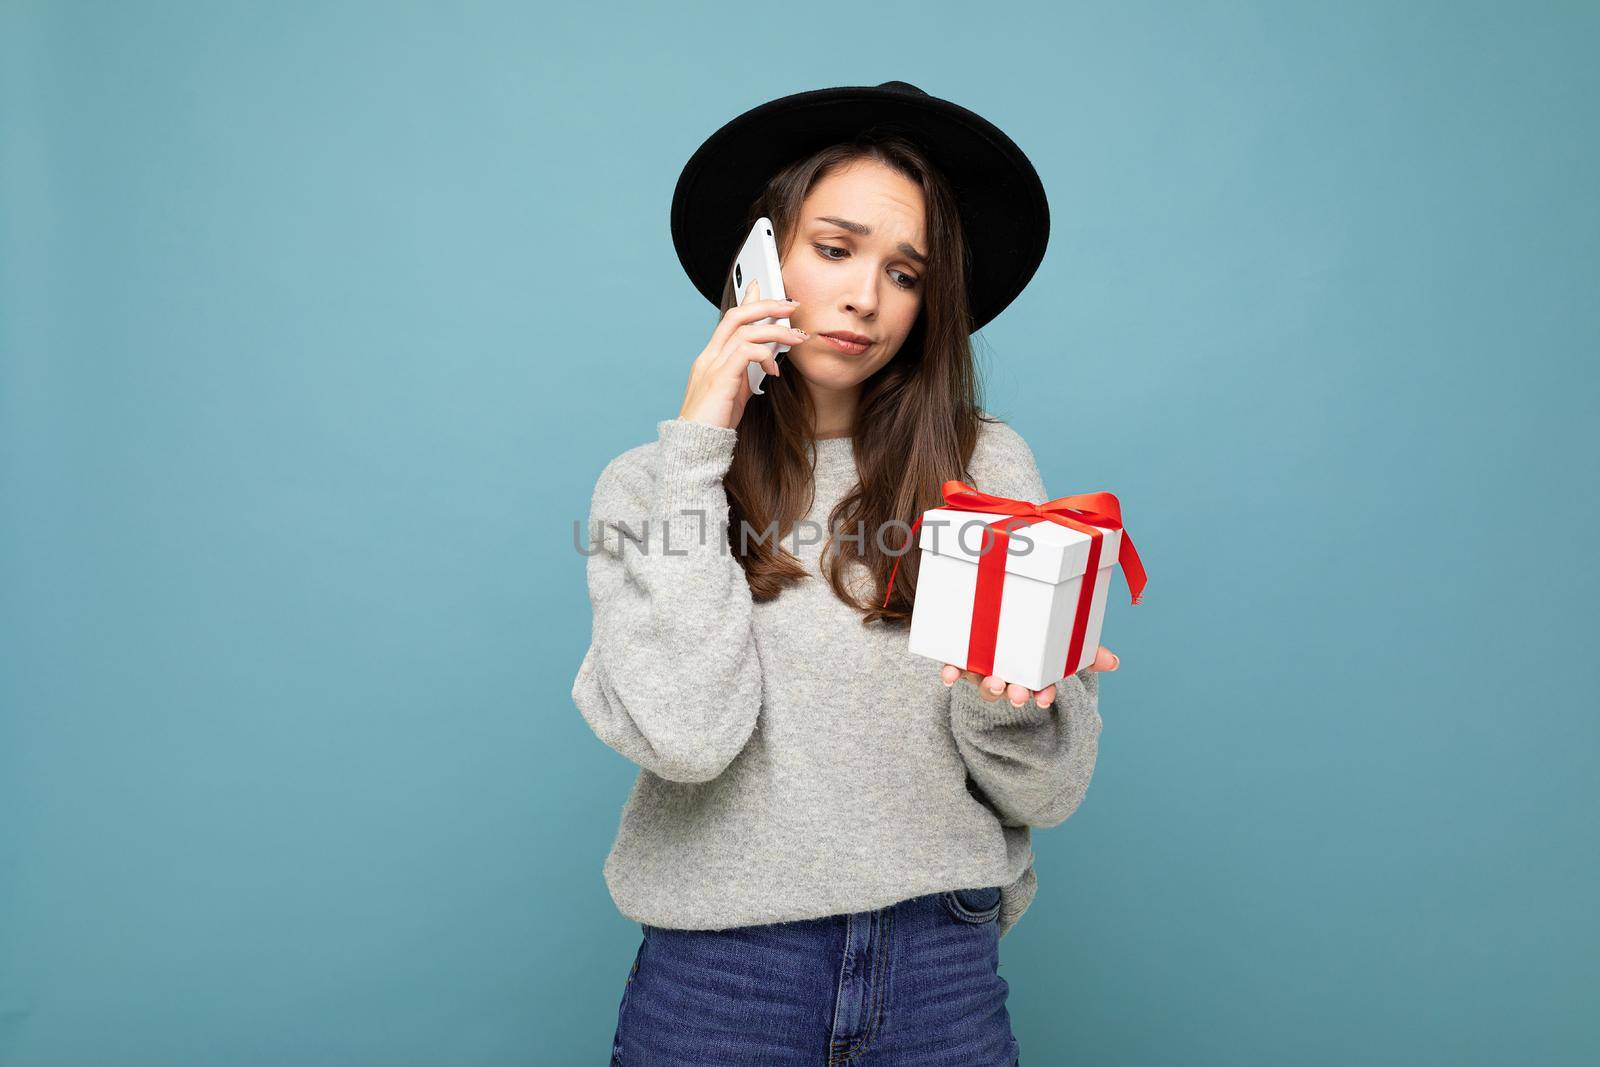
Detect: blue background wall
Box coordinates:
(2, 1, 1595, 1063)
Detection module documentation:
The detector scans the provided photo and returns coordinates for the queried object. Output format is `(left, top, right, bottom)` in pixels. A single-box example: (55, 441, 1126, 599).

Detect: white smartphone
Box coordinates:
(731, 216, 791, 396)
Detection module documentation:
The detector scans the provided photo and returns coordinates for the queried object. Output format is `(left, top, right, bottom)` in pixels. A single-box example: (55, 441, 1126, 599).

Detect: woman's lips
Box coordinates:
(818, 333, 870, 355)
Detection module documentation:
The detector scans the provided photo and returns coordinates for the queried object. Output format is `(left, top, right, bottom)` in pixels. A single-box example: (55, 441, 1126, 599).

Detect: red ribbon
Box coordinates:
(884, 481, 1147, 681)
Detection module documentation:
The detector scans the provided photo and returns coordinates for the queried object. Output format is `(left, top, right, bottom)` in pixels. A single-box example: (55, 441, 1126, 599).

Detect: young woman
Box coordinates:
(574, 81, 1121, 1066)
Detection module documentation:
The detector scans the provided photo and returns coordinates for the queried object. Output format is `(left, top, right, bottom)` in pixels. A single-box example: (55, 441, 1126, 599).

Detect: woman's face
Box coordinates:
(779, 159, 927, 393)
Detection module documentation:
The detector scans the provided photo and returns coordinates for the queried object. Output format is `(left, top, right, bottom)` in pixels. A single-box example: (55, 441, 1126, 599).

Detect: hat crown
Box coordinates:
(876, 80, 926, 97)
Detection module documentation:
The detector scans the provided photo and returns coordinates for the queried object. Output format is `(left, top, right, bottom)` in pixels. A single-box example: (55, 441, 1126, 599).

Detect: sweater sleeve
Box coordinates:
(947, 421, 1105, 828)
(570, 418, 763, 783)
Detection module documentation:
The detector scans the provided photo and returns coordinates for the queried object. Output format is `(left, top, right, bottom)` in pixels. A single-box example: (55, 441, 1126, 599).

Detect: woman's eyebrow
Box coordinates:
(812, 215, 927, 265)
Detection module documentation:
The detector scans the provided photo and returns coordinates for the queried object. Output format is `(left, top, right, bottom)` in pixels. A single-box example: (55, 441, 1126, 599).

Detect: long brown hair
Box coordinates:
(716, 131, 1000, 626)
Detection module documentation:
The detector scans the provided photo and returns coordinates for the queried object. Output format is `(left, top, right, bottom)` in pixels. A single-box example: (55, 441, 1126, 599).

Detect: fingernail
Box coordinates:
(988, 680, 1004, 694)
(1111, 654, 1120, 669)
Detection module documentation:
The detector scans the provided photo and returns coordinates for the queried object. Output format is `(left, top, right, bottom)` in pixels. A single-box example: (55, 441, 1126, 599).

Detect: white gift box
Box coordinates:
(907, 508, 1124, 691)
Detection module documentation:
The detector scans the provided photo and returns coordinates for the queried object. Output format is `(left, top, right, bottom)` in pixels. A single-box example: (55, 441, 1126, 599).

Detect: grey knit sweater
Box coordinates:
(571, 415, 1102, 940)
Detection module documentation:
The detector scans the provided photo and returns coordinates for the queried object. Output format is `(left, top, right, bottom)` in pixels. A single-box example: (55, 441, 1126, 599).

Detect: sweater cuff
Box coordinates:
(656, 418, 738, 511)
(952, 687, 1053, 731)
(951, 668, 1095, 732)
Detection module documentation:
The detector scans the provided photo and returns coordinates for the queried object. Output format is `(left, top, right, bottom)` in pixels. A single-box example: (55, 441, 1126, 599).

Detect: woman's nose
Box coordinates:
(844, 275, 878, 315)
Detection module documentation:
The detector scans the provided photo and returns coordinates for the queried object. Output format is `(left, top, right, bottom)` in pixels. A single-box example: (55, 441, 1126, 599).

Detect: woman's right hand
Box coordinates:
(678, 279, 810, 430)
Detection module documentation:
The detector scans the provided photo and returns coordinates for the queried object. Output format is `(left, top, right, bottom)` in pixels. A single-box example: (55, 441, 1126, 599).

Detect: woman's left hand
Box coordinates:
(942, 645, 1121, 708)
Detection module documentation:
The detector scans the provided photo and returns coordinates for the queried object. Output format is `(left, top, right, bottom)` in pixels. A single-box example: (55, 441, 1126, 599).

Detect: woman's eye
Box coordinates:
(814, 244, 921, 289)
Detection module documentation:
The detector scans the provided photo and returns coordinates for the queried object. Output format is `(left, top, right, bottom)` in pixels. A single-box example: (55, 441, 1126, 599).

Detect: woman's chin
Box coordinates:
(787, 354, 871, 390)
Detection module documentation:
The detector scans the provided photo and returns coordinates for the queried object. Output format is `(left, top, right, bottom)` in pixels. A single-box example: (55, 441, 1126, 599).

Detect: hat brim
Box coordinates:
(671, 84, 1049, 334)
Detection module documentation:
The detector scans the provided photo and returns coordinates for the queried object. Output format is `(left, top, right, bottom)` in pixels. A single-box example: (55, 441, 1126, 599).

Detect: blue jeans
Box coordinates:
(610, 887, 1020, 1065)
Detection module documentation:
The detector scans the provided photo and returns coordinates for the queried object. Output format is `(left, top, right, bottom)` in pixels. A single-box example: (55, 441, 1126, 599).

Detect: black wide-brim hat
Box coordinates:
(670, 80, 1050, 334)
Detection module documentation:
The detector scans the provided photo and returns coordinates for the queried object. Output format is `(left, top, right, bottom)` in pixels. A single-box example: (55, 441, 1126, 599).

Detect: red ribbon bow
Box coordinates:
(884, 481, 1148, 681)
